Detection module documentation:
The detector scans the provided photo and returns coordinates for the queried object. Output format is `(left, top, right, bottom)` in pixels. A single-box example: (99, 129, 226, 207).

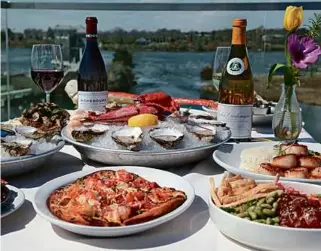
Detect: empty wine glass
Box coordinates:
(212, 46, 231, 90)
(30, 44, 64, 103)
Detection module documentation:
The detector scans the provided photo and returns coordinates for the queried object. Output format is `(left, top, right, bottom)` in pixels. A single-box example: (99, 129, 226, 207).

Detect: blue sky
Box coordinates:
(1, 0, 320, 32)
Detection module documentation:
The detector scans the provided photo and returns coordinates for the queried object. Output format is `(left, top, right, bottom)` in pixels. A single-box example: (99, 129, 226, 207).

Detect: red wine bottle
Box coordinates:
(77, 17, 108, 111)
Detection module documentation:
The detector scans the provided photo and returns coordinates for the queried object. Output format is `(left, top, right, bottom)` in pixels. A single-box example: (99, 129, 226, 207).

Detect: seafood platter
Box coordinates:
(62, 92, 231, 167)
(1, 103, 68, 177)
(213, 141, 321, 184)
(209, 173, 321, 251)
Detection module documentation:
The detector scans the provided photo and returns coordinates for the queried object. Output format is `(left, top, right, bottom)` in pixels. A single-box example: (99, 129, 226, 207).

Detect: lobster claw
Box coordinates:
(136, 92, 180, 112)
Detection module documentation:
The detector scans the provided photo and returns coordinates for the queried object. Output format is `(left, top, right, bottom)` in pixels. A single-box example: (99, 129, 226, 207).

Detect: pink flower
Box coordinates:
(287, 34, 321, 69)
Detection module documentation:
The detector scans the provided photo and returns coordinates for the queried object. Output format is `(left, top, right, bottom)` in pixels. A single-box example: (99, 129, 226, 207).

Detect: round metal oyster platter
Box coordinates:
(61, 109, 231, 168)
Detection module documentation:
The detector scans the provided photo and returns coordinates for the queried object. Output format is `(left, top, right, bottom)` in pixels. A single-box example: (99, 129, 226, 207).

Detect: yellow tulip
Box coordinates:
(283, 6, 304, 31)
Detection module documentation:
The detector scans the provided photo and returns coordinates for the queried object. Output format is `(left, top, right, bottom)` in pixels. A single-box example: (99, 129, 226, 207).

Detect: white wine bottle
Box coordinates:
(217, 19, 254, 140)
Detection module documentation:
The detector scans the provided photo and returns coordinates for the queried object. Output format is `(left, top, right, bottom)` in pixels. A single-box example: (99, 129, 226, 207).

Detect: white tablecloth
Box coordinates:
(1, 127, 316, 251)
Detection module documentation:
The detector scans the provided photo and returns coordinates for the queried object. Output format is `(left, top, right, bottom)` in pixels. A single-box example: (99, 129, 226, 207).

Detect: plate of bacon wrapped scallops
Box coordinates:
(213, 142, 321, 184)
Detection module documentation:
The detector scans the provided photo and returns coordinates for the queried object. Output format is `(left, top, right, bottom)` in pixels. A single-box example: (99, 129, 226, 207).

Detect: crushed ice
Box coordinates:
(90, 120, 213, 152)
(1, 135, 58, 160)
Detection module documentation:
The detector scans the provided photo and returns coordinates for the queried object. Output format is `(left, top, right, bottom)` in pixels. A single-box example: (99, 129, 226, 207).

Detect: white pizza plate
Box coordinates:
(33, 166, 195, 237)
(209, 180, 321, 251)
(213, 142, 321, 184)
(1, 185, 25, 218)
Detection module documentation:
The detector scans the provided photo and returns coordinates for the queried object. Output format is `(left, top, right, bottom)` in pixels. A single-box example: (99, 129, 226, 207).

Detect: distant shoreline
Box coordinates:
(2, 43, 285, 53)
(2, 26, 292, 52)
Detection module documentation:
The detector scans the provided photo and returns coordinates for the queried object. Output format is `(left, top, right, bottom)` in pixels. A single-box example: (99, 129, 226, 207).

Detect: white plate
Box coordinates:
(208, 180, 321, 251)
(1, 185, 25, 218)
(213, 142, 321, 184)
(33, 166, 195, 237)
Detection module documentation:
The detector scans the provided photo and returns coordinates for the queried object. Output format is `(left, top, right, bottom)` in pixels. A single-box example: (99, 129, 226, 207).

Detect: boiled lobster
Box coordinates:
(69, 91, 217, 127)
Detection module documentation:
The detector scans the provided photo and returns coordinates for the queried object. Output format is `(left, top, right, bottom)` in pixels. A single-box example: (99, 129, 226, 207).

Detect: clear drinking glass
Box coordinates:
(30, 44, 64, 103)
(212, 46, 231, 90)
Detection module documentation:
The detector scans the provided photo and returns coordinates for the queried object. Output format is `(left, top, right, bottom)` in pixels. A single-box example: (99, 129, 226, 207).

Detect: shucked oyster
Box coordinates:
(111, 127, 143, 151)
(15, 126, 47, 140)
(71, 124, 109, 143)
(1, 139, 32, 157)
(1, 179, 10, 206)
(149, 127, 184, 149)
(185, 124, 216, 141)
(188, 114, 225, 126)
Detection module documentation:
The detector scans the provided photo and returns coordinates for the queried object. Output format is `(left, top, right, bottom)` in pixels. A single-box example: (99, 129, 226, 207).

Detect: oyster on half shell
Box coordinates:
(1, 139, 32, 157)
(149, 127, 184, 149)
(71, 124, 109, 143)
(185, 124, 216, 141)
(188, 114, 225, 126)
(15, 126, 47, 140)
(111, 127, 143, 151)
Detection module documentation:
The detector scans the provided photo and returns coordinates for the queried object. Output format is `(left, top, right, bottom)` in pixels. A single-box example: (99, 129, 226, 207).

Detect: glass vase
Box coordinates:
(272, 84, 302, 141)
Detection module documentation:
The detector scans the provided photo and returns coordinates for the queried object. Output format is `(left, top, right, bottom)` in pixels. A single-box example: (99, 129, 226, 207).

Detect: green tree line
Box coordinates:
(0, 26, 312, 52)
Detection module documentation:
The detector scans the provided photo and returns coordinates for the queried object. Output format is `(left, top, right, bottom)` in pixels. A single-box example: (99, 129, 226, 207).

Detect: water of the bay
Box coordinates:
(1, 48, 320, 142)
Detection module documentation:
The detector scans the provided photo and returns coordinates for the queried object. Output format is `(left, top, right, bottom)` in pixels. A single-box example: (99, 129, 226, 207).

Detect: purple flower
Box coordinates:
(287, 34, 321, 69)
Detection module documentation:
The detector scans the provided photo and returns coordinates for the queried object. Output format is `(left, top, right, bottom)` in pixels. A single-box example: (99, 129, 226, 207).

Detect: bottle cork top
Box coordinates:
(232, 19, 247, 27)
(86, 17, 98, 24)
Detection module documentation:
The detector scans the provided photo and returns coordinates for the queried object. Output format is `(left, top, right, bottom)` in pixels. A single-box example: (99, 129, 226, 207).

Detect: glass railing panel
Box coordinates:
(1, 2, 321, 141)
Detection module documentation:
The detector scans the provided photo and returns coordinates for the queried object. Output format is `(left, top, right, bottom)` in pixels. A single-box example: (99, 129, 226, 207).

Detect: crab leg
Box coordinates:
(87, 104, 163, 123)
(108, 91, 217, 110)
(88, 105, 139, 121)
(173, 98, 217, 110)
(108, 92, 136, 104)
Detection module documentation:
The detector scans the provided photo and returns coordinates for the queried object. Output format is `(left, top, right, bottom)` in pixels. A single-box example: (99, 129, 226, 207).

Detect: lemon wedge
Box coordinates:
(128, 114, 158, 127)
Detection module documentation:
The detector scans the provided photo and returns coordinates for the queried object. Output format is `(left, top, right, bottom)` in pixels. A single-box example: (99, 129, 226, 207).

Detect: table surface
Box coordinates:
(1, 127, 317, 251)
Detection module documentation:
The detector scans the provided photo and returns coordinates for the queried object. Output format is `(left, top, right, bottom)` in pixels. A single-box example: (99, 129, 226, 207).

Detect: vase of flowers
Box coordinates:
(268, 6, 321, 140)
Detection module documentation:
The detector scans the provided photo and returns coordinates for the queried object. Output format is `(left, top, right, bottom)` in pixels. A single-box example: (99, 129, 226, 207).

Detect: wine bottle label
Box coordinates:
(226, 58, 245, 76)
(78, 91, 107, 112)
(217, 103, 252, 139)
(86, 34, 98, 38)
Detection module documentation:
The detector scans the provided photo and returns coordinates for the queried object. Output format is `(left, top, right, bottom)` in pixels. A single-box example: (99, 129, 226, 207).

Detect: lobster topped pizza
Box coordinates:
(47, 169, 187, 226)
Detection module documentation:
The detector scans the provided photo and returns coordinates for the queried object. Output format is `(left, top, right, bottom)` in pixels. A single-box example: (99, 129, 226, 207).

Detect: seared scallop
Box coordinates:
(284, 167, 309, 179)
(280, 143, 308, 156)
(256, 163, 284, 176)
(298, 156, 321, 169)
(310, 167, 321, 179)
(271, 154, 298, 169)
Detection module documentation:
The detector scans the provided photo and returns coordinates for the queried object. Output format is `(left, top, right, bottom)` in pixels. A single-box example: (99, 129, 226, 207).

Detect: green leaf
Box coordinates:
(267, 63, 285, 89)
(284, 66, 296, 86)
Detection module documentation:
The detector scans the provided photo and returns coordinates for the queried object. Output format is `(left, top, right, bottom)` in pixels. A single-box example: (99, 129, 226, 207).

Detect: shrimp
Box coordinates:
(310, 167, 321, 179)
(256, 163, 284, 176)
(299, 157, 321, 169)
(284, 168, 309, 179)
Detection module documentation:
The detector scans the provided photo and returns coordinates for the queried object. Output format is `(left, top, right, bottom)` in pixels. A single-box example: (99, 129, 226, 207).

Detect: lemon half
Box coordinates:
(128, 114, 159, 127)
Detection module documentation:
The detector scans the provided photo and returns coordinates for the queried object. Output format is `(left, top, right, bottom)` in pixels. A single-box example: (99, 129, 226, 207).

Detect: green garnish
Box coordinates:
(221, 207, 236, 213)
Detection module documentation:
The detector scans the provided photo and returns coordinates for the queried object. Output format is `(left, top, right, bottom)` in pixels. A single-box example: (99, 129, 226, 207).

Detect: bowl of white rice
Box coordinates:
(239, 145, 276, 173)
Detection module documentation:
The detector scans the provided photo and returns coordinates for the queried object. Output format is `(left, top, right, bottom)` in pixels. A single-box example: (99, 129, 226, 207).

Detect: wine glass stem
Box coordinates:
(46, 93, 50, 103)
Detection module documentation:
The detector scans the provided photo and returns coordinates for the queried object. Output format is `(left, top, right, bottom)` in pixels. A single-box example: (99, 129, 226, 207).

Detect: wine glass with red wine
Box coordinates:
(31, 44, 64, 103)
